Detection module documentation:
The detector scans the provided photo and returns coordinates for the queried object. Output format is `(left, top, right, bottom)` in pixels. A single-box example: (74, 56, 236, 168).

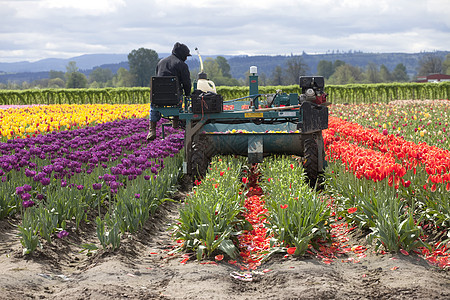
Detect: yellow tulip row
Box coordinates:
(0, 104, 150, 139)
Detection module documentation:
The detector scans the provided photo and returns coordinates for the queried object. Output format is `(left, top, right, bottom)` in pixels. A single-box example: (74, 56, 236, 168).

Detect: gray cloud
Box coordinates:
(0, 0, 449, 62)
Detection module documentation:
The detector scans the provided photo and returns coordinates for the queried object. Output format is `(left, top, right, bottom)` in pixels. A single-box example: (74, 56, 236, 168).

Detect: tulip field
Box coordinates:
(0, 103, 185, 254)
(169, 99, 450, 271)
(0, 98, 449, 299)
(1, 99, 449, 262)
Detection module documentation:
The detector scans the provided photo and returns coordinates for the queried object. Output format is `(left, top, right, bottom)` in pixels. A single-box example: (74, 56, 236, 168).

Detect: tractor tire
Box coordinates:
(303, 132, 325, 188)
(190, 135, 212, 180)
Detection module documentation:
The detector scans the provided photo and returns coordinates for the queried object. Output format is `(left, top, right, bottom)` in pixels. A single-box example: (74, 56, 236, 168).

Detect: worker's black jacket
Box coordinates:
(156, 43, 191, 96)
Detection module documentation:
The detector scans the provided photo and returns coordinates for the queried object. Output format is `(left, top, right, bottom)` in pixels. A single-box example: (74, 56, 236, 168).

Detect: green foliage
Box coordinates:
(95, 152, 183, 251)
(0, 81, 448, 105)
(113, 67, 135, 87)
(364, 62, 382, 84)
(328, 64, 364, 85)
(443, 54, 450, 75)
(128, 48, 159, 87)
(66, 72, 88, 89)
(172, 156, 247, 260)
(270, 66, 284, 85)
(324, 82, 450, 104)
(317, 60, 333, 79)
(0, 183, 17, 219)
(367, 200, 425, 252)
(10, 146, 183, 255)
(284, 57, 309, 85)
(195, 57, 240, 86)
(0, 87, 151, 105)
(89, 68, 113, 85)
(379, 65, 393, 83)
(18, 207, 41, 255)
(49, 70, 65, 80)
(325, 161, 427, 253)
(392, 64, 409, 82)
(417, 53, 443, 76)
(216, 56, 232, 78)
(260, 156, 330, 256)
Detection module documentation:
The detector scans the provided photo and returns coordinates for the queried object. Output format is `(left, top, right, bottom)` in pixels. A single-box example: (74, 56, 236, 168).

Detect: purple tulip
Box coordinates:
(23, 184, 32, 192)
(121, 158, 132, 168)
(25, 169, 36, 177)
(109, 181, 120, 189)
(93, 183, 102, 190)
(54, 164, 64, 172)
(42, 165, 53, 174)
(16, 186, 25, 195)
(21, 193, 32, 201)
(40, 177, 51, 186)
(57, 230, 69, 239)
(76, 185, 84, 190)
(22, 200, 35, 208)
(0, 118, 184, 205)
(135, 194, 140, 199)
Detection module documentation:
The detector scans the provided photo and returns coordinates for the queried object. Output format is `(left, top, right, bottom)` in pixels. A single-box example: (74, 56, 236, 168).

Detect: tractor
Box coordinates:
(150, 65, 329, 185)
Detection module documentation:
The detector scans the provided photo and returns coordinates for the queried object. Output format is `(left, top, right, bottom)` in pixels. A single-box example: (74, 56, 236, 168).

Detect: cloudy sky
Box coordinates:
(1, 0, 449, 62)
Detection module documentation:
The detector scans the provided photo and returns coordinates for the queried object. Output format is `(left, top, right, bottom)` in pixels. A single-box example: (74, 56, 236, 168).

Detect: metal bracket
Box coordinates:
(248, 135, 263, 164)
(161, 123, 172, 139)
(184, 119, 207, 175)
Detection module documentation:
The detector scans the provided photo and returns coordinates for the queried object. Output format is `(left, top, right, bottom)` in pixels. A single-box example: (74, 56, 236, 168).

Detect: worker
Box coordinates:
(147, 42, 192, 141)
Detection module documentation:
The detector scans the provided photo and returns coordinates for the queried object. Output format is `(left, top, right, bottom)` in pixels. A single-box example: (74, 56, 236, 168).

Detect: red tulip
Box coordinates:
(215, 254, 224, 261)
(287, 247, 296, 255)
(347, 207, 357, 214)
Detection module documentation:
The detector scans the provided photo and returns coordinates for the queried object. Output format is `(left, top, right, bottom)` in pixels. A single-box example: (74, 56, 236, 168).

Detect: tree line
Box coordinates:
(1, 50, 449, 90)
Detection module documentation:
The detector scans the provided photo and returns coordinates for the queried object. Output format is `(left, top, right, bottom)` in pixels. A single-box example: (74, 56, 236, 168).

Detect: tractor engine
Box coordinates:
(299, 76, 328, 105)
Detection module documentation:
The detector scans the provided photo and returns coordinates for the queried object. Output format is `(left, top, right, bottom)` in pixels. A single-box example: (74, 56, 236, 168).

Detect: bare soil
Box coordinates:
(0, 193, 449, 300)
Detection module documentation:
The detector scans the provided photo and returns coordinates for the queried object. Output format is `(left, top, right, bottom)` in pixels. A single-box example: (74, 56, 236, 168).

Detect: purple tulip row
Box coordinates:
(1, 118, 184, 211)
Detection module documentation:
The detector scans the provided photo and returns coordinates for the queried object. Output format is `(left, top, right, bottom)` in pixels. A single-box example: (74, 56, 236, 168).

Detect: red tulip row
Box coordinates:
(238, 165, 271, 271)
(326, 116, 450, 190)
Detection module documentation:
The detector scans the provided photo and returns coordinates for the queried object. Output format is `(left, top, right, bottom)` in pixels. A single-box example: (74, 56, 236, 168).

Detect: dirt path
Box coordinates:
(0, 199, 449, 300)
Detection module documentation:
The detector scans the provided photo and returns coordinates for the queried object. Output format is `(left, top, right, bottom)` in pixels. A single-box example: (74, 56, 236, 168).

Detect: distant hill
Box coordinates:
(0, 61, 130, 84)
(0, 54, 129, 73)
(226, 51, 450, 79)
(1, 51, 449, 84)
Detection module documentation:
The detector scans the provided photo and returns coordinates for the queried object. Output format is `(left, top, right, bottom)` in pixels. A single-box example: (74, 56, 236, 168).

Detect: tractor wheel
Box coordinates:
(190, 135, 212, 180)
(303, 132, 325, 188)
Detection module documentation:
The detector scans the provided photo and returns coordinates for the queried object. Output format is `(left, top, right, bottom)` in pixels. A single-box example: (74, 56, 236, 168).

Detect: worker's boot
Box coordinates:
(172, 116, 179, 129)
(146, 121, 157, 141)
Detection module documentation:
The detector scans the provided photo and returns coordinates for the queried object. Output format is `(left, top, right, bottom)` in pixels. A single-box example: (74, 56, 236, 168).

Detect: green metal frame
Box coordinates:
(153, 74, 328, 176)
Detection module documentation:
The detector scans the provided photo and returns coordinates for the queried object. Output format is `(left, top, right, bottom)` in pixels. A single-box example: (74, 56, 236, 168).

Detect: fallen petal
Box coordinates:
(180, 257, 189, 264)
(400, 249, 409, 256)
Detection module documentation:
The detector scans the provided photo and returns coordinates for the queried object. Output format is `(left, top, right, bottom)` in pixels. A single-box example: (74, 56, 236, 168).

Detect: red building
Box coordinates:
(416, 74, 450, 83)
